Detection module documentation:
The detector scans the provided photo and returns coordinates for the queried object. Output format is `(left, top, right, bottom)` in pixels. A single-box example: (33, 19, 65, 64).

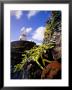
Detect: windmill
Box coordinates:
(19, 27, 27, 41)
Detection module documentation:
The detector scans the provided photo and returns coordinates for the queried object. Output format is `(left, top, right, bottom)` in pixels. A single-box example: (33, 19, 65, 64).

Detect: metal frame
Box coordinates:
(0, 0, 71, 89)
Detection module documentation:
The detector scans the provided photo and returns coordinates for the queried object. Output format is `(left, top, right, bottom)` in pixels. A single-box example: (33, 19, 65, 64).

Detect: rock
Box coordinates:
(51, 31, 61, 46)
(22, 60, 42, 79)
(52, 46, 61, 60)
(34, 69, 42, 79)
(41, 61, 61, 79)
(11, 69, 23, 79)
(51, 31, 61, 60)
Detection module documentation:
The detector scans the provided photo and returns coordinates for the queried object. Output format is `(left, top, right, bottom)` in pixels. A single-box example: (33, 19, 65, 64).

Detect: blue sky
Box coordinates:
(10, 10, 51, 45)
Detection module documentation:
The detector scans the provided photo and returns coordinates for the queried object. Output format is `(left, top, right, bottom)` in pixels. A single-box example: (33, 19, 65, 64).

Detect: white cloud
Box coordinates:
(27, 11, 39, 19)
(32, 26, 45, 41)
(11, 10, 39, 19)
(11, 10, 23, 19)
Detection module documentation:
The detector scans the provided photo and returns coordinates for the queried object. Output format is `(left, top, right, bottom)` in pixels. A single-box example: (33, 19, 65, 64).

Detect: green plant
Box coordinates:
(14, 43, 55, 72)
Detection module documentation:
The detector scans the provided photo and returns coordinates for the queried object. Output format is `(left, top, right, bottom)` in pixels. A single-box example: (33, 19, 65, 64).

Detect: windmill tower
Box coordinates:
(19, 27, 27, 41)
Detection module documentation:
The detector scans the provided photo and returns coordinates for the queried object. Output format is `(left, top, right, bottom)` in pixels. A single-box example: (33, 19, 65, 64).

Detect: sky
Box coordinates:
(10, 10, 52, 45)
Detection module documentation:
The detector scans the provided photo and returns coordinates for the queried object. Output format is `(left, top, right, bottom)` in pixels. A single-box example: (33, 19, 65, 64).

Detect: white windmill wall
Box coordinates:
(19, 27, 27, 41)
